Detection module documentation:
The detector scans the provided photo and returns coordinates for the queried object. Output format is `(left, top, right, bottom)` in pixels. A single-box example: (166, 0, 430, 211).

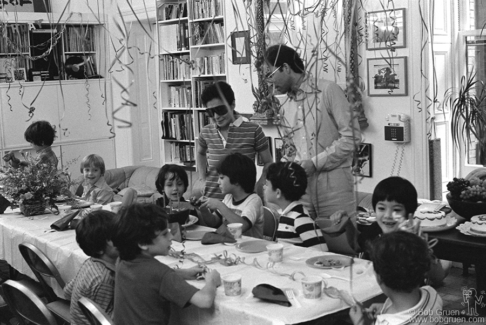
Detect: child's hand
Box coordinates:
(365, 303, 382, 320)
(349, 305, 365, 325)
(176, 266, 205, 280)
(199, 197, 223, 211)
(398, 213, 421, 235)
(330, 210, 347, 225)
(205, 269, 221, 287)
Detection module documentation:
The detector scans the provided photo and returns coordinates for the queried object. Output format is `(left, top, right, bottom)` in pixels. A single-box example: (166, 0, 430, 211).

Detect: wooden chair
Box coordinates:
(18, 243, 71, 324)
(2, 279, 58, 325)
(78, 297, 115, 325)
(262, 206, 279, 241)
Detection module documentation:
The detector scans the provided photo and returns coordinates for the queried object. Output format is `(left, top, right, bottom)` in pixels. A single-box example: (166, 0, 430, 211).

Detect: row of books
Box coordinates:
(160, 54, 191, 80)
(193, 79, 214, 108)
(63, 26, 95, 52)
(196, 111, 211, 134)
(167, 85, 192, 108)
(161, 111, 195, 141)
(192, 21, 224, 45)
(169, 143, 195, 164)
(191, 0, 223, 20)
(193, 53, 225, 76)
(157, 2, 188, 21)
(158, 22, 189, 52)
(0, 24, 29, 53)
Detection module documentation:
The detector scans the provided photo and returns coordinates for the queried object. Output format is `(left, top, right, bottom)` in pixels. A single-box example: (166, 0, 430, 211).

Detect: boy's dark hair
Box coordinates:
(80, 154, 106, 175)
(201, 81, 235, 107)
(370, 231, 431, 293)
(217, 152, 256, 194)
(265, 44, 305, 74)
(112, 203, 168, 260)
(76, 210, 116, 258)
(155, 164, 189, 195)
(372, 176, 418, 214)
(266, 162, 307, 202)
(24, 121, 56, 146)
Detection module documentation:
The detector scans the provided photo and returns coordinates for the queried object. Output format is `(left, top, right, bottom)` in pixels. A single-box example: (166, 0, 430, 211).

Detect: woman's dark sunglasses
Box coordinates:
(205, 105, 228, 117)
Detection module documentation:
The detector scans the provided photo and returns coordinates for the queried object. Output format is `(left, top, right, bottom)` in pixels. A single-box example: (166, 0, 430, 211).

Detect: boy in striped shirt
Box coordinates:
(264, 162, 326, 249)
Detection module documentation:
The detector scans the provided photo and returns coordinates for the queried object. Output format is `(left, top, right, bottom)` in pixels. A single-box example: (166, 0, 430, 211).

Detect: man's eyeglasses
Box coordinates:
(205, 105, 228, 117)
(265, 66, 282, 80)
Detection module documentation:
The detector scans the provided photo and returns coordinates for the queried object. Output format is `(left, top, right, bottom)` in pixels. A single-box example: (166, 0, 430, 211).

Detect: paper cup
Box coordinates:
(222, 274, 242, 296)
(90, 204, 103, 211)
(57, 205, 72, 215)
(267, 243, 284, 263)
(301, 276, 323, 299)
(227, 223, 243, 240)
(109, 202, 122, 213)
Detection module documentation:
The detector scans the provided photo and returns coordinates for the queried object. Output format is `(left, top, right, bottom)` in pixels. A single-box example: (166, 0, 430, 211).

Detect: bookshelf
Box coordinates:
(156, 0, 226, 167)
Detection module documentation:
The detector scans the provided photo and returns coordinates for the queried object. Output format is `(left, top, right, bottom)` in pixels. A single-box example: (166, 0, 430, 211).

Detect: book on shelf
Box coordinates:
(193, 52, 225, 76)
(157, 2, 188, 21)
(194, 79, 214, 108)
(64, 26, 95, 52)
(191, 21, 224, 45)
(167, 85, 192, 108)
(161, 111, 194, 140)
(169, 143, 195, 164)
(191, 0, 223, 20)
(0, 24, 29, 54)
(160, 54, 191, 80)
(159, 22, 189, 52)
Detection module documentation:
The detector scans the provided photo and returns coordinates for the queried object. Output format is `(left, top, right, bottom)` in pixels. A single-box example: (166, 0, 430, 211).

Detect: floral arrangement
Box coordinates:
(446, 177, 486, 202)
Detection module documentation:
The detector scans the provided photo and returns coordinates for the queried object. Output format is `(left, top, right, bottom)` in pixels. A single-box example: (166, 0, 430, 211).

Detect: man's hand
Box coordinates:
(299, 159, 316, 176)
(330, 210, 347, 225)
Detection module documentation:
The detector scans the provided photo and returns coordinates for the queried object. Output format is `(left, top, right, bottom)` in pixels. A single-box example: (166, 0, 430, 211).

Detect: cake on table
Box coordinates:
(470, 215, 486, 234)
(413, 209, 447, 227)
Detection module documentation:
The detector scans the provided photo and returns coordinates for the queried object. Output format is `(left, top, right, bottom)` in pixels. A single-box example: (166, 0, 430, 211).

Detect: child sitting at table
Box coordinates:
(64, 210, 118, 325)
(3, 120, 58, 169)
(264, 161, 326, 249)
(77, 154, 114, 205)
(112, 203, 221, 325)
(349, 231, 443, 325)
(154, 164, 194, 210)
(198, 152, 264, 239)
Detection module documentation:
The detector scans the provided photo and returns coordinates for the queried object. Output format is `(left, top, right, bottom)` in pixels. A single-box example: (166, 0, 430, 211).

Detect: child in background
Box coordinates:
(64, 210, 118, 325)
(199, 152, 264, 239)
(349, 231, 443, 325)
(3, 120, 58, 169)
(112, 203, 221, 325)
(264, 162, 326, 249)
(78, 154, 114, 205)
(155, 164, 190, 208)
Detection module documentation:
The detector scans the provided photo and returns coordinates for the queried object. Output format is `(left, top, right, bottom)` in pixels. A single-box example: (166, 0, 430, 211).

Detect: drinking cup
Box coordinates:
(90, 204, 103, 211)
(109, 201, 122, 213)
(227, 223, 243, 240)
(57, 205, 72, 215)
(266, 243, 284, 263)
(301, 276, 323, 299)
(222, 274, 242, 296)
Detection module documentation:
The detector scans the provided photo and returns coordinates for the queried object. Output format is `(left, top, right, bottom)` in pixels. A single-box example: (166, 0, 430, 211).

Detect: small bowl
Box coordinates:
(446, 193, 486, 220)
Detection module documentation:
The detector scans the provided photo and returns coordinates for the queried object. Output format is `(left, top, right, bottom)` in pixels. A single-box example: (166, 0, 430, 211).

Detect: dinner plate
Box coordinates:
(420, 217, 461, 233)
(235, 240, 269, 253)
(305, 256, 352, 269)
(456, 222, 486, 238)
(185, 230, 210, 241)
(181, 215, 198, 228)
(69, 201, 92, 209)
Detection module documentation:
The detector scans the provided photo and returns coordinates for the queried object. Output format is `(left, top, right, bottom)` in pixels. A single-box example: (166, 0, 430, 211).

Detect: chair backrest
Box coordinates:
(262, 206, 278, 241)
(18, 243, 65, 302)
(78, 297, 114, 325)
(2, 280, 58, 325)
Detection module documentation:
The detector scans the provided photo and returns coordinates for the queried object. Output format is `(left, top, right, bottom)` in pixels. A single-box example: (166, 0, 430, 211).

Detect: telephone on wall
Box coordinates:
(385, 113, 410, 143)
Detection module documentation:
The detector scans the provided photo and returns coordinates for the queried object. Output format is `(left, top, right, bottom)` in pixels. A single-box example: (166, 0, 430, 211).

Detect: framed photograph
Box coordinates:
(231, 31, 251, 64)
(367, 57, 408, 96)
(366, 8, 406, 50)
(274, 138, 284, 163)
(352, 143, 372, 177)
(257, 137, 272, 166)
(12, 68, 27, 81)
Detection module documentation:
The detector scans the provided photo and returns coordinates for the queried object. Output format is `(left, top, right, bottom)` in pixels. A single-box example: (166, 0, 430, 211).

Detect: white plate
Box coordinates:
(420, 217, 460, 232)
(235, 240, 269, 253)
(305, 256, 352, 269)
(182, 215, 198, 228)
(456, 222, 486, 238)
(185, 230, 210, 241)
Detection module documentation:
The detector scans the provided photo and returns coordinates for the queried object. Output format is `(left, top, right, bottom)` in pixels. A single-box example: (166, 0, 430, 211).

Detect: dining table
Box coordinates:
(0, 207, 383, 325)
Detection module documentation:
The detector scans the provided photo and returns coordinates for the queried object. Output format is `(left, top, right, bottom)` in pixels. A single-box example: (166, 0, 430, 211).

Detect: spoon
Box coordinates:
(321, 273, 350, 281)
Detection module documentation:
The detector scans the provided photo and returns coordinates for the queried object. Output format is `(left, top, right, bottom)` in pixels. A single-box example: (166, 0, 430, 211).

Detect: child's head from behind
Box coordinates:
(24, 120, 56, 148)
(370, 231, 431, 293)
(155, 164, 188, 202)
(76, 210, 117, 259)
(112, 203, 172, 260)
(372, 176, 418, 233)
(80, 154, 105, 186)
(217, 153, 256, 195)
(265, 162, 307, 203)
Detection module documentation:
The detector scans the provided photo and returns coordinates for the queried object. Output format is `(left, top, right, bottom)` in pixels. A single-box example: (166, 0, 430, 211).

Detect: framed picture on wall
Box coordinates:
(352, 143, 372, 177)
(366, 8, 406, 50)
(367, 57, 408, 96)
(257, 137, 272, 166)
(231, 31, 251, 64)
(274, 138, 284, 163)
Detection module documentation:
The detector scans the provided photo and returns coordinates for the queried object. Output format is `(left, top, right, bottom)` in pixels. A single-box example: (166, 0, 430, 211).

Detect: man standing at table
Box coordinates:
(264, 44, 361, 219)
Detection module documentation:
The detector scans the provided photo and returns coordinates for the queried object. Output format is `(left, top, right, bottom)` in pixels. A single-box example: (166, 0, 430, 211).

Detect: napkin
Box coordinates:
(201, 222, 236, 244)
(252, 284, 291, 307)
(50, 210, 80, 231)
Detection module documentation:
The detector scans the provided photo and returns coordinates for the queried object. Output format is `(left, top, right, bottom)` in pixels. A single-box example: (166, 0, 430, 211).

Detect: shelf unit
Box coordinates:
(156, 0, 226, 167)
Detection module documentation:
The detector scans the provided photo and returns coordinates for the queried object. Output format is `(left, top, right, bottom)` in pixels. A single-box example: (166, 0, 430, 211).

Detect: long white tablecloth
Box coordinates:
(0, 208, 382, 325)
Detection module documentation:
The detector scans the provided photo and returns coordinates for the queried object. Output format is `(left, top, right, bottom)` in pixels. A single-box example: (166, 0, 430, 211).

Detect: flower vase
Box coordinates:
(20, 200, 47, 216)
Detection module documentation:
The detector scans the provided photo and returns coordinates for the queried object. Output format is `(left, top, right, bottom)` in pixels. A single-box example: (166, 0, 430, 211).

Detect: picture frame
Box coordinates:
(231, 31, 251, 64)
(257, 137, 272, 166)
(366, 8, 406, 50)
(352, 143, 372, 178)
(274, 138, 284, 163)
(12, 68, 27, 81)
(367, 57, 408, 96)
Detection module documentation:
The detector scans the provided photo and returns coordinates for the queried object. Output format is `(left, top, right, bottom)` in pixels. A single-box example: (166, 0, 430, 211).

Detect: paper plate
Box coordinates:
(185, 230, 209, 241)
(305, 256, 352, 269)
(70, 201, 92, 209)
(235, 240, 269, 253)
(182, 215, 198, 228)
(420, 217, 461, 233)
(457, 222, 486, 238)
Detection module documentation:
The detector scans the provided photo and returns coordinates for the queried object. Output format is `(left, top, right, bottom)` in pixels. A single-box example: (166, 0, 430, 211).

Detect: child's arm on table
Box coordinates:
(176, 266, 205, 280)
(189, 270, 221, 308)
